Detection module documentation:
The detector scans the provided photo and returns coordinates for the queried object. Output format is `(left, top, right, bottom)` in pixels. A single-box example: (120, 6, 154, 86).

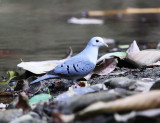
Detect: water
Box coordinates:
(0, 0, 160, 76)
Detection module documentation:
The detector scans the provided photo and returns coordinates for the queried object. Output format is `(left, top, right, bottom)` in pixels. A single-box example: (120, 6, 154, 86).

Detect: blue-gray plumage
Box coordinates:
(30, 37, 108, 84)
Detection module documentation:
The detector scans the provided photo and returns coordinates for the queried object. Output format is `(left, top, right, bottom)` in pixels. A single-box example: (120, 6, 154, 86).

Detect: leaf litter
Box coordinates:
(1, 40, 160, 122)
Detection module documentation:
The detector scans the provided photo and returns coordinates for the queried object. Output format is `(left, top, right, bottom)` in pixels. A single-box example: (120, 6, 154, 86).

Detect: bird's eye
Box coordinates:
(96, 40, 99, 42)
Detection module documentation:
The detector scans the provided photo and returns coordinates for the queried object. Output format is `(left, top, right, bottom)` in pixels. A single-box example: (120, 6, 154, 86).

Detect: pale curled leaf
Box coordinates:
(17, 60, 61, 74)
(17, 48, 72, 74)
(126, 40, 140, 53)
(114, 108, 160, 122)
(126, 50, 160, 68)
(98, 52, 127, 62)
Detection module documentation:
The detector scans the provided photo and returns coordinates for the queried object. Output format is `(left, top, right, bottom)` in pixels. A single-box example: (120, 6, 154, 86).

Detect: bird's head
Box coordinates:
(88, 37, 108, 47)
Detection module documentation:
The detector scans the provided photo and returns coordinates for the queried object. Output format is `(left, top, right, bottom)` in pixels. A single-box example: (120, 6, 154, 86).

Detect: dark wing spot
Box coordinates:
(73, 64, 78, 72)
(61, 65, 63, 67)
(67, 65, 70, 74)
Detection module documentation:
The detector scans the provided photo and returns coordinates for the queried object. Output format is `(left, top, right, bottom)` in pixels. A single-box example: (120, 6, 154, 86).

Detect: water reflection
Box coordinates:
(0, 0, 160, 76)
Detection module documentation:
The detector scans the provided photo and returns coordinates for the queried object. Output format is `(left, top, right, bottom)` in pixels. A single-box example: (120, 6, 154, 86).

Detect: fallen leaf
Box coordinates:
(0, 92, 13, 103)
(57, 90, 160, 122)
(17, 47, 72, 74)
(114, 111, 136, 122)
(94, 52, 127, 71)
(0, 71, 19, 85)
(149, 61, 160, 67)
(98, 52, 127, 61)
(0, 91, 13, 96)
(79, 90, 160, 116)
(137, 108, 160, 117)
(126, 40, 140, 53)
(15, 92, 31, 113)
(29, 93, 52, 105)
(126, 50, 160, 68)
(118, 44, 130, 49)
(114, 108, 160, 122)
(84, 58, 116, 80)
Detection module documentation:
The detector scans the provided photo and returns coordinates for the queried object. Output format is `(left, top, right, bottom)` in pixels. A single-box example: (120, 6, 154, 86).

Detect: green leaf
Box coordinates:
(8, 71, 19, 78)
(29, 93, 52, 105)
(118, 44, 130, 49)
(99, 52, 127, 61)
(0, 71, 19, 85)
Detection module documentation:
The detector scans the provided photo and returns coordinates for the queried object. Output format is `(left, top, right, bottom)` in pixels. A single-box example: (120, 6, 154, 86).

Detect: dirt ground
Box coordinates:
(1, 55, 160, 123)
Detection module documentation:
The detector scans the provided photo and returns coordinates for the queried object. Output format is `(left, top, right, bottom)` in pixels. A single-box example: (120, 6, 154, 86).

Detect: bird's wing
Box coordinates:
(52, 57, 95, 76)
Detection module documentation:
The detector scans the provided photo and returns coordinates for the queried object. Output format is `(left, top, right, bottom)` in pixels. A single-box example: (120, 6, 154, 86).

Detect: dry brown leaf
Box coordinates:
(15, 92, 31, 113)
(0, 92, 13, 104)
(57, 90, 160, 122)
(84, 58, 116, 80)
(126, 50, 160, 68)
(79, 90, 160, 115)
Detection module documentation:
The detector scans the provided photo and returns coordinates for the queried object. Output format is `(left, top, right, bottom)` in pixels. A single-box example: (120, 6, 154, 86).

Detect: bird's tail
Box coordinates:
(30, 74, 59, 84)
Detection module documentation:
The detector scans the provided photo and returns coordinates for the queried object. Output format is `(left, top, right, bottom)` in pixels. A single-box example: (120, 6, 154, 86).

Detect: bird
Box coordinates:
(30, 37, 108, 85)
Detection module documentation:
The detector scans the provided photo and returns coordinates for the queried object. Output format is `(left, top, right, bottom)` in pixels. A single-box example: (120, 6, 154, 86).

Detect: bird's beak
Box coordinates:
(104, 43, 108, 47)
(103, 41, 108, 47)
(101, 38, 108, 47)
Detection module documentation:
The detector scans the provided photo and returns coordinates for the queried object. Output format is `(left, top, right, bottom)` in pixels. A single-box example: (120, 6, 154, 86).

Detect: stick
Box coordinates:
(87, 8, 160, 17)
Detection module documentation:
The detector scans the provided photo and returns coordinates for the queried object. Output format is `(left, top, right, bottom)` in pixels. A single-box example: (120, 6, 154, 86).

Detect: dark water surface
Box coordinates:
(0, 0, 160, 76)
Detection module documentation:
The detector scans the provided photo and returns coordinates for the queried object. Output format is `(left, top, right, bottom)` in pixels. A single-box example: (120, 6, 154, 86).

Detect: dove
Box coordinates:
(30, 37, 108, 85)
